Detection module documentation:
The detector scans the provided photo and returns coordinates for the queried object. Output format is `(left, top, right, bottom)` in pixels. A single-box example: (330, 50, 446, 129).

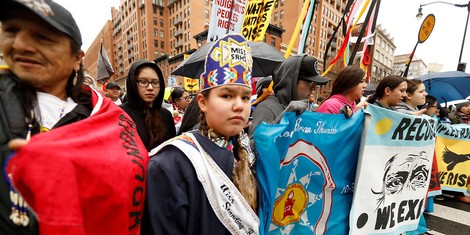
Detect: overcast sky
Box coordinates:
(55, 0, 470, 72)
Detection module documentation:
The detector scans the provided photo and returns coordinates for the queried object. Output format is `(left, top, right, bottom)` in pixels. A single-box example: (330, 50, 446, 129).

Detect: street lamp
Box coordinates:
(416, 1, 470, 71)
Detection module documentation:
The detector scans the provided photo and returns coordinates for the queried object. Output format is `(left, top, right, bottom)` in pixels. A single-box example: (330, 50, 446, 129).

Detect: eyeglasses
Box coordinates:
(137, 80, 160, 88)
(178, 96, 191, 101)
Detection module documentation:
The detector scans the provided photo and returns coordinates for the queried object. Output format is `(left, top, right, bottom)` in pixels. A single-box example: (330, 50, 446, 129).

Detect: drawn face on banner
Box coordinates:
(372, 151, 430, 208)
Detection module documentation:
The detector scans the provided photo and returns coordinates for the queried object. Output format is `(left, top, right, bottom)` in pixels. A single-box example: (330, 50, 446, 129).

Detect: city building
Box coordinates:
(85, 0, 396, 91)
(370, 24, 395, 83)
(393, 54, 428, 79)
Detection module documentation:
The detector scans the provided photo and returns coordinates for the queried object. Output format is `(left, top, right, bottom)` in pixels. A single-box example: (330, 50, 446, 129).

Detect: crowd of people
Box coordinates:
(1, 0, 469, 234)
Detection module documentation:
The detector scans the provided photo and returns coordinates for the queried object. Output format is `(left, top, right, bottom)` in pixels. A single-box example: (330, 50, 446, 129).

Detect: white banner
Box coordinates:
(207, 0, 248, 41)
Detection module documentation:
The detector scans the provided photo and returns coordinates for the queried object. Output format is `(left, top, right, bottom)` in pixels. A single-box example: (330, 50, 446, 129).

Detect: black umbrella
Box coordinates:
(172, 41, 285, 79)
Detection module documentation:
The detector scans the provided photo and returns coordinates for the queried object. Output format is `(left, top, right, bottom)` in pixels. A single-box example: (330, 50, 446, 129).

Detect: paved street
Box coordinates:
(424, 194, 470, 235)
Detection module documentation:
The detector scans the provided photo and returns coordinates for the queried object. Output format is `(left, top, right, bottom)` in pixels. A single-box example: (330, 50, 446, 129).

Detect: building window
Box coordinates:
(205, 9, 209, 18)
(271, 36, 276, 47)
(281, 0, 284, 6)
(274, 12, 278, 21)
(160, 19, 164, 27)
(160, 30, 164, 38)
(153, 17, 158, 25)
(161, 41, 164, 48)
(280, 10, 284, 19)
(205, 0, 209, 6)
(188, 19, 190, 28)
(154, 51, 159, 59)
(154, 29, 158, 37)
(160, 7, 163, 16)
(154, 39, 158, 47)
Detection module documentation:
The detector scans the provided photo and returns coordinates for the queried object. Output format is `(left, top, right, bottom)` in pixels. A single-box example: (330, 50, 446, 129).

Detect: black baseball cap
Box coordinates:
(298, 56, 330, 84)
(106, 82, 121, 90)
(0, 0, 82, 46)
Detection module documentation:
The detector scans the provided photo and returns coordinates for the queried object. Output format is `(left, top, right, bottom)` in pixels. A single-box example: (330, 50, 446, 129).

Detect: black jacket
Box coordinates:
(141, 131, 233, 235)
(249, 55, 305, 138)
(120, 60, 176, 151)
(0, 72, 91, 235)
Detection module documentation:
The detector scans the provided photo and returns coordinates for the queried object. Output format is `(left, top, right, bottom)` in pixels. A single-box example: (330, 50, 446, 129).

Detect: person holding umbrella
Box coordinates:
(142, 34, 258, 234)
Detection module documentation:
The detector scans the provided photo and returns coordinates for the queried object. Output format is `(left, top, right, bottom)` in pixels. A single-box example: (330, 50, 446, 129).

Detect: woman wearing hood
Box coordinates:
(120, 60, 176, 151)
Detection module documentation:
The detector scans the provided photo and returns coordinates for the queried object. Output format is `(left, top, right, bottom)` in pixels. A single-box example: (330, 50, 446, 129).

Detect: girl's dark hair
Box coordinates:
(426, 95, 437, 106)
(134, 65, 166, 147)
(331, 65, 365, 96)
(439, 107, 450, 119)
(405, 79, 423, 94)
(367, 75, 407, 103)
(170, 87, 187, 103)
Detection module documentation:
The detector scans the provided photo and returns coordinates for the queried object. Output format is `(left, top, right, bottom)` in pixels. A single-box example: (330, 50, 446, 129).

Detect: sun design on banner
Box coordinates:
(210, 38, 252, 69)
(375, 118, 393, 135)
(270, 140, 335, 235)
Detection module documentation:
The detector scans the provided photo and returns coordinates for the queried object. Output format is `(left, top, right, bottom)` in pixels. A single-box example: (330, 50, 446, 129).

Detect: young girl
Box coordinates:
(167, 87, 191, 133)
(317, 65, 368, 115)
(120, 60, 175, 151)
(142, 34, 259, 234)
(394, 79, 428, 115)
(366, 75, 408, 110)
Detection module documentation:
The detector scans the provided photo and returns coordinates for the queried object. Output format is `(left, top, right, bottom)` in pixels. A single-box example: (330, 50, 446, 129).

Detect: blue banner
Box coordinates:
(254, 111, 364, 234)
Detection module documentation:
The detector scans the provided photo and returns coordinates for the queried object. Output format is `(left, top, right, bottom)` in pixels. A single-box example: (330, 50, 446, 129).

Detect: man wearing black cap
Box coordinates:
(249, 55, 330, 138)
(105, 82, 122, 105)
(0, 0, 93, 234)
(0, 1, 148, 235)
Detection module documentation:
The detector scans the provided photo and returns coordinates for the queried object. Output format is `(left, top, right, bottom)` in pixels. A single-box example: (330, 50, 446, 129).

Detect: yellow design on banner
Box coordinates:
(271, 183, 308, 227)
(374, 118, 393, 135)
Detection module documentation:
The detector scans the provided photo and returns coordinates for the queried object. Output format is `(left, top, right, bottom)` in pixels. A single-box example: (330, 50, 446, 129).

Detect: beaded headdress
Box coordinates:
(200, 34, 253, 91)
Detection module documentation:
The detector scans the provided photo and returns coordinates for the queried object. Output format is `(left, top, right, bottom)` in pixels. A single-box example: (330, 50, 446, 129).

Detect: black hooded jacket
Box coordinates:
(249, 55, 305, 137)
(120, 61, 175, 151)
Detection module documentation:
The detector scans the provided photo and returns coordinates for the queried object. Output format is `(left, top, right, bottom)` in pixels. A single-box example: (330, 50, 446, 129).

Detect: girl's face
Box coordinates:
(381, 81, 407, 107)
(136, 67, 160, 107)
(460, 104, 470, 115)
(348, 76, 367, 101)
(425, 101, 438, 116)
(406, 83, 427, 108)
(198, 85, 252, 137)
(176, 92, 191, 109)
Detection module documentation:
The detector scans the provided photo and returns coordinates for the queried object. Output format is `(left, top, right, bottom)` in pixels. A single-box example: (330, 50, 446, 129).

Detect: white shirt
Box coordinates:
(36, 92, 77, 131)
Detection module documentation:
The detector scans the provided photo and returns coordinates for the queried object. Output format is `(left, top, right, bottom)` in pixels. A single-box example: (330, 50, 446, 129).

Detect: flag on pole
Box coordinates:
(97, 41, 115, 84)
(297, 1, 316, 53)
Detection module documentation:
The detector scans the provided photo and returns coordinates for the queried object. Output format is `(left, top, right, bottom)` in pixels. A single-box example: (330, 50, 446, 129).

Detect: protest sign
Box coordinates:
(350, 105, 436, 235)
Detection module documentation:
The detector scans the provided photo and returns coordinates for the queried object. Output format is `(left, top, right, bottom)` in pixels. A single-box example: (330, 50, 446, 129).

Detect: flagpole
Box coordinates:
(298, 2, 316, 54)
(348, 0, 377, 65)
(284, 0, 311, 58)
(323, 0, 355, 71)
